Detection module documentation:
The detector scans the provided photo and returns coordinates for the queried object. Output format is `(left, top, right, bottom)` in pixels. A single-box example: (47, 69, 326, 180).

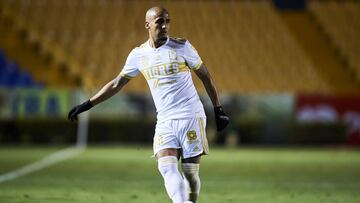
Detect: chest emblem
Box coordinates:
(169, 50, 177, 62)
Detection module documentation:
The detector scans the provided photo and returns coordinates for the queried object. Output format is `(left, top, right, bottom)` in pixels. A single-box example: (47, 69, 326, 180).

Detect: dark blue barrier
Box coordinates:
(273, 0, 306, 10)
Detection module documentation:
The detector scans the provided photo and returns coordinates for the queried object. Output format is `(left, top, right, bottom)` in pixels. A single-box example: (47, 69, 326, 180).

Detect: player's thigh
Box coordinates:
(153, 120, 181, 157)
(182, 153, 201, 164)
(155, 148, 180, 159)
(178, 117, 209, 159)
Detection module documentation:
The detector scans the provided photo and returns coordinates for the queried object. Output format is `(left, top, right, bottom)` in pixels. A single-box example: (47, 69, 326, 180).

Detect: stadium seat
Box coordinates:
(0, 0, 358, 93)
(0, 59, 37, 87)
(310, 1, 360, 81)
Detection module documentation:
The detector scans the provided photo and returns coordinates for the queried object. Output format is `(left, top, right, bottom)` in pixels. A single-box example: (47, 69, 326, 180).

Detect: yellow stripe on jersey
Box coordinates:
(193, 61, 203, 70)
(198, 118, 209, 155)
(120, 72, 135, 79)
(141, 62, 190, 80)
(153, 79, 159, 88)
(179, 63, 190, 72)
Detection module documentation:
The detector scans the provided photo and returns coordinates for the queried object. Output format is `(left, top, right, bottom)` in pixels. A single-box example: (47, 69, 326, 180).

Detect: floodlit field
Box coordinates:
(0, 146, 359, 203)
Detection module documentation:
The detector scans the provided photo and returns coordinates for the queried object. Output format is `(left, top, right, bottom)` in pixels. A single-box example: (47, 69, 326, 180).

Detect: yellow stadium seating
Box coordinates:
(0, 0, 359, 93)
(310, 1, 360, 81)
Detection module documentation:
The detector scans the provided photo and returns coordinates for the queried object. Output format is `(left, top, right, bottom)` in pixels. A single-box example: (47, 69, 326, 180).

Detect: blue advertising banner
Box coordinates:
(0, 88, 74, 119)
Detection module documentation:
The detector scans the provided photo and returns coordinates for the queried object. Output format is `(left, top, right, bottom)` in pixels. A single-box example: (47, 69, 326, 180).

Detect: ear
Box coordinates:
(145, 22, 150, 29)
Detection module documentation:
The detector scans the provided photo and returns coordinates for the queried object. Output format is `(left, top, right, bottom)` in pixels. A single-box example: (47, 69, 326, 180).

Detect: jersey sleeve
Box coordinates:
(183, 40, 203, 70)
(119, 49, 140, 79)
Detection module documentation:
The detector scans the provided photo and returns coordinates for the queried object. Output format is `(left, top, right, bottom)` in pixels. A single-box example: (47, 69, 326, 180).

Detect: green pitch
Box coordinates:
(0, 146, 359, 203)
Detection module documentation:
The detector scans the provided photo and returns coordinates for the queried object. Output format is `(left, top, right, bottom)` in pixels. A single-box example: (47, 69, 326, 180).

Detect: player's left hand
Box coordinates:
(214, 106, 229, 131)
(68, 100, 93, 121)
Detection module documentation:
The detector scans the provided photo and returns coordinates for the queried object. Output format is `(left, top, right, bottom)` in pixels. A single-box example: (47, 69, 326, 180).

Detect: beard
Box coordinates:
(155, 35, 168, 44)
(159, 33, 167, 38)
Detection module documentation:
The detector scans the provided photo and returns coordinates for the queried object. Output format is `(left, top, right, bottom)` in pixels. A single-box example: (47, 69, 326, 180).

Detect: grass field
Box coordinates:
(0, 146, 359, 203)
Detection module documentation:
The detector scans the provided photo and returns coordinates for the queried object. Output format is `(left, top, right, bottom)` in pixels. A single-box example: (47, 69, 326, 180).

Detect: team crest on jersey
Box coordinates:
(141, 56, 150, 67)
(187, 130, 197, 144)
(169, 50, 177, 62)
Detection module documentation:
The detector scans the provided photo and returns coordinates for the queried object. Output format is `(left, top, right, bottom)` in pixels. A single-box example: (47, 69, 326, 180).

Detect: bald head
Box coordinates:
(145, 7, 170, 48)
(145, 7, 169, 23)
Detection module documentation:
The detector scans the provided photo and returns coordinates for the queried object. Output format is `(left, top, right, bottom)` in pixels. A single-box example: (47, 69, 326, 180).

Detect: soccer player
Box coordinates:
(68, 7, 229, 203)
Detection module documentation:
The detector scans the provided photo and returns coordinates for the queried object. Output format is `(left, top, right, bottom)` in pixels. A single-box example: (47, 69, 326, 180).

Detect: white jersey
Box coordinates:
(120, 37, 206, 123)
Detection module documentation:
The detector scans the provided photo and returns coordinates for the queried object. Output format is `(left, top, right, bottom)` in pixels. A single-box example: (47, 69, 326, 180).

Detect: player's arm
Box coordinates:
(90, 75, 129, 105)
(194, 64, 229, 131)
(68, 75, 130, 121)
(194, 64, 220, 107)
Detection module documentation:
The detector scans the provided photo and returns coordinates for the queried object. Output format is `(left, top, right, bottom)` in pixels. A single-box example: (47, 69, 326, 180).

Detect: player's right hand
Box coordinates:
(214, 106, 229, 131)
(68, 100, 93, 121)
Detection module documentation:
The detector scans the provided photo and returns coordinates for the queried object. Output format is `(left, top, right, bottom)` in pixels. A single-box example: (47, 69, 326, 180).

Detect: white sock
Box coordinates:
(158, 156, 187, 203)
(181, 163, 200, 202)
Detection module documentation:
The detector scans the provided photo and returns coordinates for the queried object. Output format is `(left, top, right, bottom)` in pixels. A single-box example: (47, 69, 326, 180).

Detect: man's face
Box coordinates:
(146, 12, 170, 42)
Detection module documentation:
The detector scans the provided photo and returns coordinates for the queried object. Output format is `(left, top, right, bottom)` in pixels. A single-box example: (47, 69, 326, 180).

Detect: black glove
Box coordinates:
(214, 106, 229, 131)
(68, 100, 93, 121)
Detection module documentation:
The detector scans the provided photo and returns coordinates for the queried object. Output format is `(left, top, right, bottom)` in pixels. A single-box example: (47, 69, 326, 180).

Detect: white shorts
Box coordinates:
(153, 117, 209, 159)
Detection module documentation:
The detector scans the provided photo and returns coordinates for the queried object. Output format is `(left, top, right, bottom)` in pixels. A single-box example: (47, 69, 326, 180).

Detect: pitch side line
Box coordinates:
(0, 146, 84, 184)
(0, 92, 89, 184)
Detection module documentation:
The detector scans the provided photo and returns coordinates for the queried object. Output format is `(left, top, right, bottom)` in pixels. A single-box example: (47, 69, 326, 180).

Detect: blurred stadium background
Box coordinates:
(0, 0, 360, 202)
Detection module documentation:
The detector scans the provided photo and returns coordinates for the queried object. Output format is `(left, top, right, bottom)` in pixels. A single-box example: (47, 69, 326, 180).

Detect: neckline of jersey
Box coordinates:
(148, 37, 169, 51)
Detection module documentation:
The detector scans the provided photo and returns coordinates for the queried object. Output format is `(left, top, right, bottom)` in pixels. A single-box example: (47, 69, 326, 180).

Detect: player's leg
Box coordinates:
(181, 155, 201, 203)
(156, 149, 187, 203)
(179, 117, 208, 203)
(154, 120, 187, 203)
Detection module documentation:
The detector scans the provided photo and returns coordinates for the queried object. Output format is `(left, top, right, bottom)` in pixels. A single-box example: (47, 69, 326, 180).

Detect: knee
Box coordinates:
(181, 163, 200, 181)
(184, 172, 198, 183)
(158, 156, 179, 177)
